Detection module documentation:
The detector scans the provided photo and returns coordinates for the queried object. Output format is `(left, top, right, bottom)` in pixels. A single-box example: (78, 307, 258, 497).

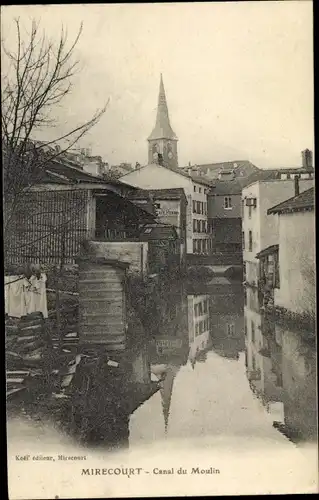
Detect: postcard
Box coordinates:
(3, 2, 317, 498)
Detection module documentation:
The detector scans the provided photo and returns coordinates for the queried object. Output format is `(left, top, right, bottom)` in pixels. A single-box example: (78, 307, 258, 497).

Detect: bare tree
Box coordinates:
(2, 18, 109, 246)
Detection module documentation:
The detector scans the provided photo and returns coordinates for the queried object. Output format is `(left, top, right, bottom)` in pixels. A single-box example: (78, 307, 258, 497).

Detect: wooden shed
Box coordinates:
(77, 256, 129, 354)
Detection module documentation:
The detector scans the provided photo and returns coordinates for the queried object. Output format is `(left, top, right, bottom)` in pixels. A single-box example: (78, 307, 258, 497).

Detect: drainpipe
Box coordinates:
(294, 175, 300, 197)
(141, 244, 144, 280)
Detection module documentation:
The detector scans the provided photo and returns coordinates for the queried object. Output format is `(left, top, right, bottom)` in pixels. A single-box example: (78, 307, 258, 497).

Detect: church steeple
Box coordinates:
(148, 74, 178, 169)
(159, 364, 180, 433)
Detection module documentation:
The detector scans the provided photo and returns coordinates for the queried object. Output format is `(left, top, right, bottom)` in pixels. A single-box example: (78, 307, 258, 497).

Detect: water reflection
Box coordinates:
(130, 279, 317, 447)
(244, 284, 317, 443)
(7, 278, 317, 451)
(187, 294, 211, 367)
(210, 283, 245, 360)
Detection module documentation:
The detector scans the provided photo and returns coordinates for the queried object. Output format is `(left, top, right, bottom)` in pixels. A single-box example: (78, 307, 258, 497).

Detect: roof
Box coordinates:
(209, 180, 242, 195)
(183, 160, 259, 178)
(190, 174, 215, 187)
(148, 74, 177, 141)
(129, 187, 187, 201)
(267, 187, 315, 215)
(38, 158, 126, 187)
(111, 163, 133, 173)
(256, 244, 279, 259)
(194, 160, 258, 173)
(120, 162, 214, 186)
(245, 167, 314, 188)
(93, 189, 156, 222)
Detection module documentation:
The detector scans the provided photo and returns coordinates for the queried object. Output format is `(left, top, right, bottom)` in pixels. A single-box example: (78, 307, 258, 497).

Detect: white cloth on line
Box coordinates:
(5, 273, 48, 319)
(5, 276, 26, 318)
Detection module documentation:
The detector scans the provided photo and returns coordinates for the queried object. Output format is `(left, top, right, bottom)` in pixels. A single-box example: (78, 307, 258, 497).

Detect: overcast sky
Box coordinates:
(2, 2, 314, 168)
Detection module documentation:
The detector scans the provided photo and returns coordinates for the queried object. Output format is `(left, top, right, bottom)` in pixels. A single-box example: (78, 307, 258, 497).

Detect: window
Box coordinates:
(196, 201, 201, 213)
(198, 239, 202, 253)
(194, 304, 198, 317)
(194, 186, 196, 192)
(242, 231, 245, 250)
(226, 323, 235, 336)
(193, 239, 197, 253)
(193, 200, 196, 213)
(204, 189, 207, 194)
(224, 196, 232, 209)
(199, 187, 202, 193)
(252, 355, 256, 371)
(203, 299, 208, 313)
(248, 230, 253, 252)
(251, 321, 255, 343)
(193, 219, 196, 232)
(202, 239, 207, 253)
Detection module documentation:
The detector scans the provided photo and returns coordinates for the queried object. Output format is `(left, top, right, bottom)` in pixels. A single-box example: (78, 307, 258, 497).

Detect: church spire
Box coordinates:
(148, 74, 177, 141)
(159, 364, 180, 433)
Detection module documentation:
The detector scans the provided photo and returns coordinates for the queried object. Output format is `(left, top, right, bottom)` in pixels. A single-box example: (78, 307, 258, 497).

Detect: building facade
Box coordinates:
(242, 178, 314, 287)
(120, 163, 212, 254)
(207, 179, 242, 253)
(129, 188, 187, 265)
(189, 154, 314, 256)
(267, 187, 315, 315)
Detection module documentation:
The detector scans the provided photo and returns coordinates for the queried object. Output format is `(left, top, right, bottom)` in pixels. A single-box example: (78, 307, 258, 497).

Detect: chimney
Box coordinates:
(301, 149, 313, 169)
(294, 175, 300, 197)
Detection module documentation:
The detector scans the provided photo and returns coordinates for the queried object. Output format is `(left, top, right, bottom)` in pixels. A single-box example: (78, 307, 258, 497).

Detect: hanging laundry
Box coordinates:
(30, 273, 48, 318)
(5, 273, 48, 319)
(5, 276, 26, 318)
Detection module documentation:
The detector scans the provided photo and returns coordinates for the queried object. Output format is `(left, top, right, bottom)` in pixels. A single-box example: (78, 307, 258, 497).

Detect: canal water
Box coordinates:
(6, 277, 318, 497)
(130, 278, 317, 447)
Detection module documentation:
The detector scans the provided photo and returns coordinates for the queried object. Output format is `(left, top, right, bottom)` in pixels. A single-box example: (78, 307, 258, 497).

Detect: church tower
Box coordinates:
(148, 74, 178, 170)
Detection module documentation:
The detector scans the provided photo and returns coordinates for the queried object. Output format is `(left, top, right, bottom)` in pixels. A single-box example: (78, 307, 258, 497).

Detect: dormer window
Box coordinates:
(219, 169, 235, 180)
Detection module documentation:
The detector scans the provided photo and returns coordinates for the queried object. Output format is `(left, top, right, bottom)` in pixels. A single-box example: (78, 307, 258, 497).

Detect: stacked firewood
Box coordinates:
(47, 301, 79, 353)
(6, 312, 50, 400)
